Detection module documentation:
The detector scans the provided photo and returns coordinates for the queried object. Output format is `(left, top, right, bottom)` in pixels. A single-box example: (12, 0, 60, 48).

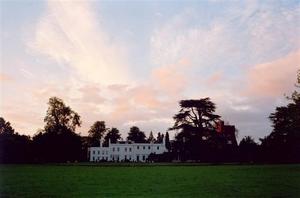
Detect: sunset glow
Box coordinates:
(1, 0, 299, 139)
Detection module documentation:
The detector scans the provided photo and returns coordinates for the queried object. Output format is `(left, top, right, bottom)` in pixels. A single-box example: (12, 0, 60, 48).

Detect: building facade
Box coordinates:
(89, 139, 167, 162)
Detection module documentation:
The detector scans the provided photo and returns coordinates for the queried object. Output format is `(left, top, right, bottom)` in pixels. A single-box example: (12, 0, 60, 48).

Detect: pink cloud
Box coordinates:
(246, 50, 300, 97)
(77, 84, 106, 104)
(0, 73, 13, 82)
(152, 59, 189, 96)
(131, 85, 162, 109)
(206, 71, 223, 86)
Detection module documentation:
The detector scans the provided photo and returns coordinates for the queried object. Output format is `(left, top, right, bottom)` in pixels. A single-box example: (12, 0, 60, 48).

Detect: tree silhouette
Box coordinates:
(44, 97, 81, 133)
(156, 132, 164, 143)
(88, 121, 107, 146)
(32, 97, 82, 162)
(0, 117, 15, 135)
(239, 136, 258, 163)
(147, 131, 155, 143)
(165, 131, 171, 150)
(127, 126, 146, 143)
(262, 70, 300, 163)
(104, 127, 121, 146)
(0, 117, 32, 163)
(171, 98, 220, 137)
(171, 98, 221, 161)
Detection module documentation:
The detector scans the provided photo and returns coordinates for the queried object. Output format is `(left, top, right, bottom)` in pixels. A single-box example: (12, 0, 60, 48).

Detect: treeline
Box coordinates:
(0, 97, 168, 163)
(0, 71, 299, 164)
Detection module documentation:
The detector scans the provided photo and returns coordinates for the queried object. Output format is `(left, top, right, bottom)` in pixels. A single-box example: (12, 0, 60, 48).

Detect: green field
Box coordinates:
(0, 164, 299, 197)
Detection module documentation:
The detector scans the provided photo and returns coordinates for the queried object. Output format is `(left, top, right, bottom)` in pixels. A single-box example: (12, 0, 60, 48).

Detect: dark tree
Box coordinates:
(0, 117, 32, 163)
(156, 132, 164, 143)
(44, 97, 81, 133)
(239, 136, 258, 163)
(147, 131, 155, 143)
(0, 117, 15, 135)
(32, 97, 82, 162)
(171, 98, 221, 161)
(88, 121, 107, 146)
(171, 98, 220, 136)
(127, 126, 146, 143)
(104, 127, 121, 146)
(261, 70, 300, 163)
(165, 131, 171, 151)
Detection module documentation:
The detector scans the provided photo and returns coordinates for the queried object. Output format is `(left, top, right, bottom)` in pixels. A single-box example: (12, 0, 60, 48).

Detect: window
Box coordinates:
(148, 146, 150, 150)
(117, 147, 120, 152)
(142, 155, 145, 160)
(92, 157, 95, 161)
(102, 151, 104, 155)
(143, 146, 145, 150)
(157, 146, 159, 150)
(113, 147, 115, 152)
(93, 151, 95, 154)
(137, 146, 139, 149)
(125, 147, 127, 152)
(98, 151, 100, 154)
(129, 148, 132, 152)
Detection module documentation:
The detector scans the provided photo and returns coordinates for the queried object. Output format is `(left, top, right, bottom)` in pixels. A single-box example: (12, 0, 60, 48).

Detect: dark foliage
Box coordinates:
(0, 117, 32, 163)
(165, 132, 171, 151)
(169, 98, 237, 162)
(88, 121, 107, 146)
(1, 71, 299, 164)
(32, 129, 82, 162)
(103, 127, 121, 146)
(32, 97, 83, 162)
(127, 126, 146, 143)
(239, 136, 258, 163)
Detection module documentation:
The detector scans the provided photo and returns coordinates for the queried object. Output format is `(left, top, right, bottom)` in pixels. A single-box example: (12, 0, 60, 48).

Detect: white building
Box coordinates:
(89, 139, 167, 162)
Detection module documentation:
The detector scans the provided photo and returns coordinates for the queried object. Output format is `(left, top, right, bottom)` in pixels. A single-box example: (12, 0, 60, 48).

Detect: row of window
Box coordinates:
(92, 150, 108, 155)
(91, 146, 161, 155)
(112, 146, 160, 152)
(92, 155, 148, 161)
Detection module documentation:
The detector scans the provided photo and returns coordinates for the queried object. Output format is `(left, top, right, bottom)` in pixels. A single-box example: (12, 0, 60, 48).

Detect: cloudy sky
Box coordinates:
(1, 0, 299, 140)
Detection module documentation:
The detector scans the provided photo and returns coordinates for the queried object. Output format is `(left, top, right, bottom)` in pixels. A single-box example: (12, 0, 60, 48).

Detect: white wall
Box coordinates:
(89, 142, 167, 162)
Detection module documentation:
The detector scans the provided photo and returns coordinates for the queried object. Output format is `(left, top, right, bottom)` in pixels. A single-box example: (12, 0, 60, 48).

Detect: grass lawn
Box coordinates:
(0, 164, 299, 197)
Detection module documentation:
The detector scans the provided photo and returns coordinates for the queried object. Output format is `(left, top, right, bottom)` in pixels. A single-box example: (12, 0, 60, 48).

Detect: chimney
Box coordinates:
(217, 120, 224, 133)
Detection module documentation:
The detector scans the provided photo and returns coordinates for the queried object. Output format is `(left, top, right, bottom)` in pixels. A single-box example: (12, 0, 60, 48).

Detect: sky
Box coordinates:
(0, 0, 299, 141)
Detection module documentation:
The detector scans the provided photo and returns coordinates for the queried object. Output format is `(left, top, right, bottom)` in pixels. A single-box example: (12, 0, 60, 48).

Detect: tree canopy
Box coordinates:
(147, 131, 155, 143)
(0, 117, 15, 135)
(260, 70, 300, 163)
(171, 98, 220, 137)
(104, 127, 121, 145)
(127, 126, 146, 143)
(32, 97, 83, 162)
(88, 121, 107, 147)
(44, 97, 81, 133)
